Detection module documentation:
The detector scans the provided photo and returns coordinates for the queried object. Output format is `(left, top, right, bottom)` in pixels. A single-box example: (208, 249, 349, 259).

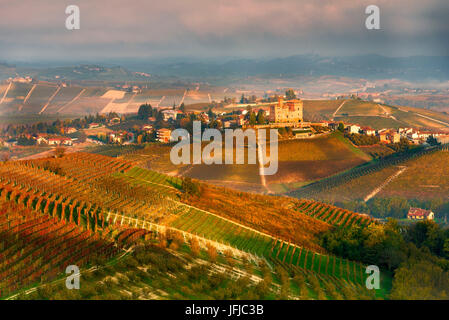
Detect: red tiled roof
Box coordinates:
(408, 207, 432, 217)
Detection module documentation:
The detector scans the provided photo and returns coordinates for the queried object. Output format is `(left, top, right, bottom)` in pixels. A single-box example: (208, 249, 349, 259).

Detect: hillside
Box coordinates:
(0, 82, 238, 116)
(94, 132, 370, 194)
(287, 144, 449, 222)
(305, 99, 449, 131)
(290, 146, 449, 202)
(0, 152, 381, 299)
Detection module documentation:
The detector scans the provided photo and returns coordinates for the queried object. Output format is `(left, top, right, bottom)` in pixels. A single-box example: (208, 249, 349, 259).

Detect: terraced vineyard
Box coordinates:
(291, 199, 372, 228)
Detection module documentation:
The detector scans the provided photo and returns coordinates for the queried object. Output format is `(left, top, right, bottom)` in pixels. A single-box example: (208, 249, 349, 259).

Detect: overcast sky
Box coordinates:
(1, 0, 448, 62)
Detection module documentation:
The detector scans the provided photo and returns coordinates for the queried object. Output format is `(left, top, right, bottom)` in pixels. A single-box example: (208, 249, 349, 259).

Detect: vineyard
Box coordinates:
(0, 201, 120, 298)
(0, 151, 384, 298)
(288, 144, 446, 200)
(291, 199, 372, 228)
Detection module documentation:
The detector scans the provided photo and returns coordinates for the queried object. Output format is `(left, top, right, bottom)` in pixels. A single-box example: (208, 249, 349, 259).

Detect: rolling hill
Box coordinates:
(96, 132, 371, 194)
(287, 144, 449, 221)
(0, 151, 383, 299)
(305, 99, 449, 131)
(0, 82, 236, 116)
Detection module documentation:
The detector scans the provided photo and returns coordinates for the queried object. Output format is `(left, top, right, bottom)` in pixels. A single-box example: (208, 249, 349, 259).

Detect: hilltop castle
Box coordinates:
(269, 97, 303, 124)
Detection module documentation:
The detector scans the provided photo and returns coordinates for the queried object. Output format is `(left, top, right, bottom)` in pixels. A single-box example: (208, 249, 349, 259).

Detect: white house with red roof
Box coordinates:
(407, 207, 434, 220)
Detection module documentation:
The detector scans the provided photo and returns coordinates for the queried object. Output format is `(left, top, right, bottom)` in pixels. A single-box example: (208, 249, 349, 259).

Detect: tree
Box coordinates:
(427, 135, 440, 146)
(338, 122, 345, 132)
(285, 89, 296, 100)
(137, 104, 152, 120)
(54, 146, 66, 158)
(207, 107, 215, 120)
(249, 112, 257, 126)
(189, 238, 200, 257)
(179, 103, 186, 114)
(207, 244, 218, 262)
(256, 110, 265, 125)
(182, 177, 202, 197)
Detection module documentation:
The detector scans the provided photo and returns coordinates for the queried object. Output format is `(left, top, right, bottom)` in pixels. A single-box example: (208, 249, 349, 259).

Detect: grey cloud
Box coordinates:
(0, 0, 448, 60)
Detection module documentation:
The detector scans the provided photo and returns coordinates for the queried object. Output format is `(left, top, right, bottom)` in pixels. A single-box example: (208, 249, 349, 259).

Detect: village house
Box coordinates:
(377, 129, 400, 144)
(361, 127, 376, 136)
(142, 125, 154, 133)
(36, 135, 48, 145)
(346, 124, 361, 134)
(109, 117, 121, 125)
(107, 132, 126, 144)
(161, 109, 181, 121)
(328, 122, 340, 131)
(407, 207, 434, 220)
(156, 128, 172, 143)
(88, 123, 101, 129)
(48, 137, 73, 146)
(390, 131, 401, 143)
(8, 76, 32, 83)
(222, 120, 232, 128)
(65, 127, 78, 134)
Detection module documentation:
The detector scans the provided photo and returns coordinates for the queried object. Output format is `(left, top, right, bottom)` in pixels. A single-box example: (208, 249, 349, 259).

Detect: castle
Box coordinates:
(269, 97, 303, 124)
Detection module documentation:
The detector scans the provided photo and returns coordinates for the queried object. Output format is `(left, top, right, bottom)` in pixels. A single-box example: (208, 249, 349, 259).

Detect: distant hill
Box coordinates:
(305, 99, 449, 131)
(140, 54, 449, 81)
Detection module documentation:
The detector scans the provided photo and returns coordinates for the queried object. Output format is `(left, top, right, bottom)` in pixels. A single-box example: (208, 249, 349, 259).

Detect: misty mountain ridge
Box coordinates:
(1, 54, 449, 82)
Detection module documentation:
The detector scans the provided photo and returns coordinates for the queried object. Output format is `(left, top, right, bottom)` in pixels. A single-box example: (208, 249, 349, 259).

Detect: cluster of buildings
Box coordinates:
(341, 123, 449, 145)
(36, 135, 74, 146)
(7, 76, 33, 83)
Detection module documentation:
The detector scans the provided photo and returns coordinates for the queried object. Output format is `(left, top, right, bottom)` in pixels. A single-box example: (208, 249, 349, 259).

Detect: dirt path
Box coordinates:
(364, 166, 407, 202)
(57, 88, 85, 113)
(178, 90, 187, 107)
(39, 86, 61, 114)
(18, 143, 92, 160)
(0, 82, 12, 105)
(22, 84, 37, 104)
(156, 96, 165, 108)
(415, 112, 449, 127)
(331, 100, 347, 119)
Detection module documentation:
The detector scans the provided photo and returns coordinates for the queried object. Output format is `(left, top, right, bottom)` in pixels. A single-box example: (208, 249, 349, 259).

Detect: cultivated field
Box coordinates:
(291, 147, 449, 202)
(0, 151, 381, 298)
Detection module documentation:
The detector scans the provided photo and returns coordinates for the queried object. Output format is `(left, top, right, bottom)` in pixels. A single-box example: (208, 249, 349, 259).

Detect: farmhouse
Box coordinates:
(407, 207, 434, 220)
(65, 127, 78, 134)
(156, 128, 172, 143)
(161, 110, 181, 121)
(361, 127, 376, 136)
(89, 123, 101, 129)
(269, 97, 303, 124)
(346, 124, 361, 134)
(48, 137, 73, 146)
